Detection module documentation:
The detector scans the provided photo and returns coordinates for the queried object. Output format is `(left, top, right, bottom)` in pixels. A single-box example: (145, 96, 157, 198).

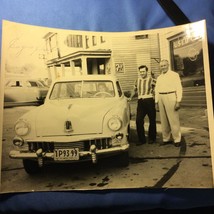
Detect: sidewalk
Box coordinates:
(128, 100, 211, 159)
(129, 99, 208, 129)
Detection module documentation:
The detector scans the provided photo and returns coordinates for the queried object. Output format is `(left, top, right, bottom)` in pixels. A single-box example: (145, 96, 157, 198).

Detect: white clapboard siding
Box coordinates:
(111, 34, 160, 92)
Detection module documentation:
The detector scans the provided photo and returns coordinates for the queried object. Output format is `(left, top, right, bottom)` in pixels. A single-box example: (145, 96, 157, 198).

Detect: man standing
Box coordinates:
(129, 65, 157, 145)
(155, 59, 183, 147)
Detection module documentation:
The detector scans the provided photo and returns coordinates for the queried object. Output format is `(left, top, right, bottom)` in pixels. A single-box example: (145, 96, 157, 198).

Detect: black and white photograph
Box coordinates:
(0, 19, 214, 193)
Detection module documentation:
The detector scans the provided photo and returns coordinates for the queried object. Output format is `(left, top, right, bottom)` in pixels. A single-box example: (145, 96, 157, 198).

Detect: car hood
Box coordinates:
(35, 99, 116, 137)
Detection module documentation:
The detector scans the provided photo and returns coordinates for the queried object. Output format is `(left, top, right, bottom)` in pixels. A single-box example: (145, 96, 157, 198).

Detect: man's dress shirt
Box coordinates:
(155, 70, 183, 103)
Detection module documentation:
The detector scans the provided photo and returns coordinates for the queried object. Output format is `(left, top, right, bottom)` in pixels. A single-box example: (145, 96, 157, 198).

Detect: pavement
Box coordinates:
(128, 100, 211, 159)
(1, 104, 213, 189)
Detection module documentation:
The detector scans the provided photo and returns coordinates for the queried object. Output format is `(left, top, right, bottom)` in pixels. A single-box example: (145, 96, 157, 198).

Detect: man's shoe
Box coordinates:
(148, 139, 156, 144)
(174, 142, 181, 147)
(159, 141, 173, 146)
(136, 142, 145, 146)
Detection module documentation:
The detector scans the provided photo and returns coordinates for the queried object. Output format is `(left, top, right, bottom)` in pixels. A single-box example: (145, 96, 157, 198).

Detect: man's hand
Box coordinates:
(155, 103, 159, 112)
(174, 102, 180, 111)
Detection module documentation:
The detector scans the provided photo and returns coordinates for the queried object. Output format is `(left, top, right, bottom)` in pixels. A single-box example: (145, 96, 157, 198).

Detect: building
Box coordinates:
(43, 31, 160, 92)
(159, 25, 206, 107)
(43, 26, 207, 107)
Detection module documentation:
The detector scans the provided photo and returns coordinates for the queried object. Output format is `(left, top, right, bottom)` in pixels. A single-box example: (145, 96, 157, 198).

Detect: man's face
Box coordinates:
(160, 61, 169, 74)
(98, 85, 106, 92)
(139, 68, 147, 78)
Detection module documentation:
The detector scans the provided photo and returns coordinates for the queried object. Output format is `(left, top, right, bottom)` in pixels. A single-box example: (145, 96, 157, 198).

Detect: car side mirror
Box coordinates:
(37, 97, 46, 105)
(124, 91, 131, 98)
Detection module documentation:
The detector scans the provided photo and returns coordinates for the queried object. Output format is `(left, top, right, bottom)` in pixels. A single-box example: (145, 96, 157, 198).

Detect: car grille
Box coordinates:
(27, 138, 112, 152)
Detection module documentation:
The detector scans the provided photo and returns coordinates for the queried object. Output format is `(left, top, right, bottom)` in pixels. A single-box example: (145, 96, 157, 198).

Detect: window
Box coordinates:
(65, 35, 83, 48)
(28, 81, 38, 87)
(6, 80, 23, 87)
(50, 81, 82, 100)
(170, 32, 204, 87)
(46, 34, 58, 53)
(50, 81, 115, 99)
(100, 36, 105, 43)
(116, 81, 123, 97)
(85, 35, 89, 49)
(92, 36, 97, 46)
(135, 34, 148, 40)
(82, 81, 115, 98)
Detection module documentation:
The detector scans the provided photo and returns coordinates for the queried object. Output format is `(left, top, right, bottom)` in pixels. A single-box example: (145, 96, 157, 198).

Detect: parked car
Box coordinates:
(9, 75, 131, 174)
(4, 78, 49, 107)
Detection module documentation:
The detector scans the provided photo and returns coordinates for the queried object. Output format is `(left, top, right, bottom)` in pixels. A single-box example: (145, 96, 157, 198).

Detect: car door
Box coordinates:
(4, 80, 27, 103)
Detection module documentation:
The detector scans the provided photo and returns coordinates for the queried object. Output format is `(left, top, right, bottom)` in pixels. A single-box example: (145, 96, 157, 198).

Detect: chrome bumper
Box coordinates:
(9, 144, 129, 163)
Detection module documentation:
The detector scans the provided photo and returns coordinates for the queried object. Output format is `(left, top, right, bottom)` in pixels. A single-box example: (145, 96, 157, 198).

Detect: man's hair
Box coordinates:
(98, 82, 107, 88)
(160, 59, 169, 64)
(138, 65, 148, 71)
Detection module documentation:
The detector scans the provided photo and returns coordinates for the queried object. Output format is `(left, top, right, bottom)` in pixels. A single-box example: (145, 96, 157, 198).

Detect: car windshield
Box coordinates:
(49, 80, 115, 100)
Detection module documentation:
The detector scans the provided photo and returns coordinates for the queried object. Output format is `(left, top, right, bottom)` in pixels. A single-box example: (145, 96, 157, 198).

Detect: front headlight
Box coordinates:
(14, 120, 30, 136)
(108, 117, 122, 131)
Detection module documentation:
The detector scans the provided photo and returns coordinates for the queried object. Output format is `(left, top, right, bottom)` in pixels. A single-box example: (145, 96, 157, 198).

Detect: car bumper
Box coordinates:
(9, 144, 129, 163)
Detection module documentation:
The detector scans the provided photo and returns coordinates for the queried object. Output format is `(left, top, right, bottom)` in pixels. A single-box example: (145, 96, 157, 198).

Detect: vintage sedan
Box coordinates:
(4, 78, 49, 107)
(9, 75, 131, 174)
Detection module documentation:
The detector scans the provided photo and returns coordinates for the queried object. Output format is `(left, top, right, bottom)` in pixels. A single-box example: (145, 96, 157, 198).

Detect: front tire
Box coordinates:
(116, 151, 129, 167)
(23, 159, 41, 174)
(127, 124, 130, 141)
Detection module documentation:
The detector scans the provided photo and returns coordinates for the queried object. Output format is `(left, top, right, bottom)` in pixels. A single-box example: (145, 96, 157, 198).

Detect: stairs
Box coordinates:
(181, 86, 207, 107)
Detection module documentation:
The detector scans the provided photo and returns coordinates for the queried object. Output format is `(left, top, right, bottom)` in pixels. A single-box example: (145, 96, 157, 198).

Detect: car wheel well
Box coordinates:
(115, 151, 129, 167)
(23, 159, 42, 175)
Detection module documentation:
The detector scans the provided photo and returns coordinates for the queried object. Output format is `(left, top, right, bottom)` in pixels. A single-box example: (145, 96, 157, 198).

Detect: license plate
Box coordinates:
(54, 148, 79, 161)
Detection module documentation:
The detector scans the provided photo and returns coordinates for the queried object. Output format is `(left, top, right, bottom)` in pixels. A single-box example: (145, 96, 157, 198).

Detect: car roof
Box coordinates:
(5, 78, 44, 82)
(53, 75, 118, 83)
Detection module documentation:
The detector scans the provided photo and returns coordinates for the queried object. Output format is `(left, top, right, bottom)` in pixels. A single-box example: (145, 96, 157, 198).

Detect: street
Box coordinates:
(0, 103, 213, 193)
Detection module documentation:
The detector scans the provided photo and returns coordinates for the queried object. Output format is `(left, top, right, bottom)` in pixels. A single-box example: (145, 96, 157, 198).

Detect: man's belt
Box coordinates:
(138, 95, 153, 99)
(159, 91, 175, 94)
